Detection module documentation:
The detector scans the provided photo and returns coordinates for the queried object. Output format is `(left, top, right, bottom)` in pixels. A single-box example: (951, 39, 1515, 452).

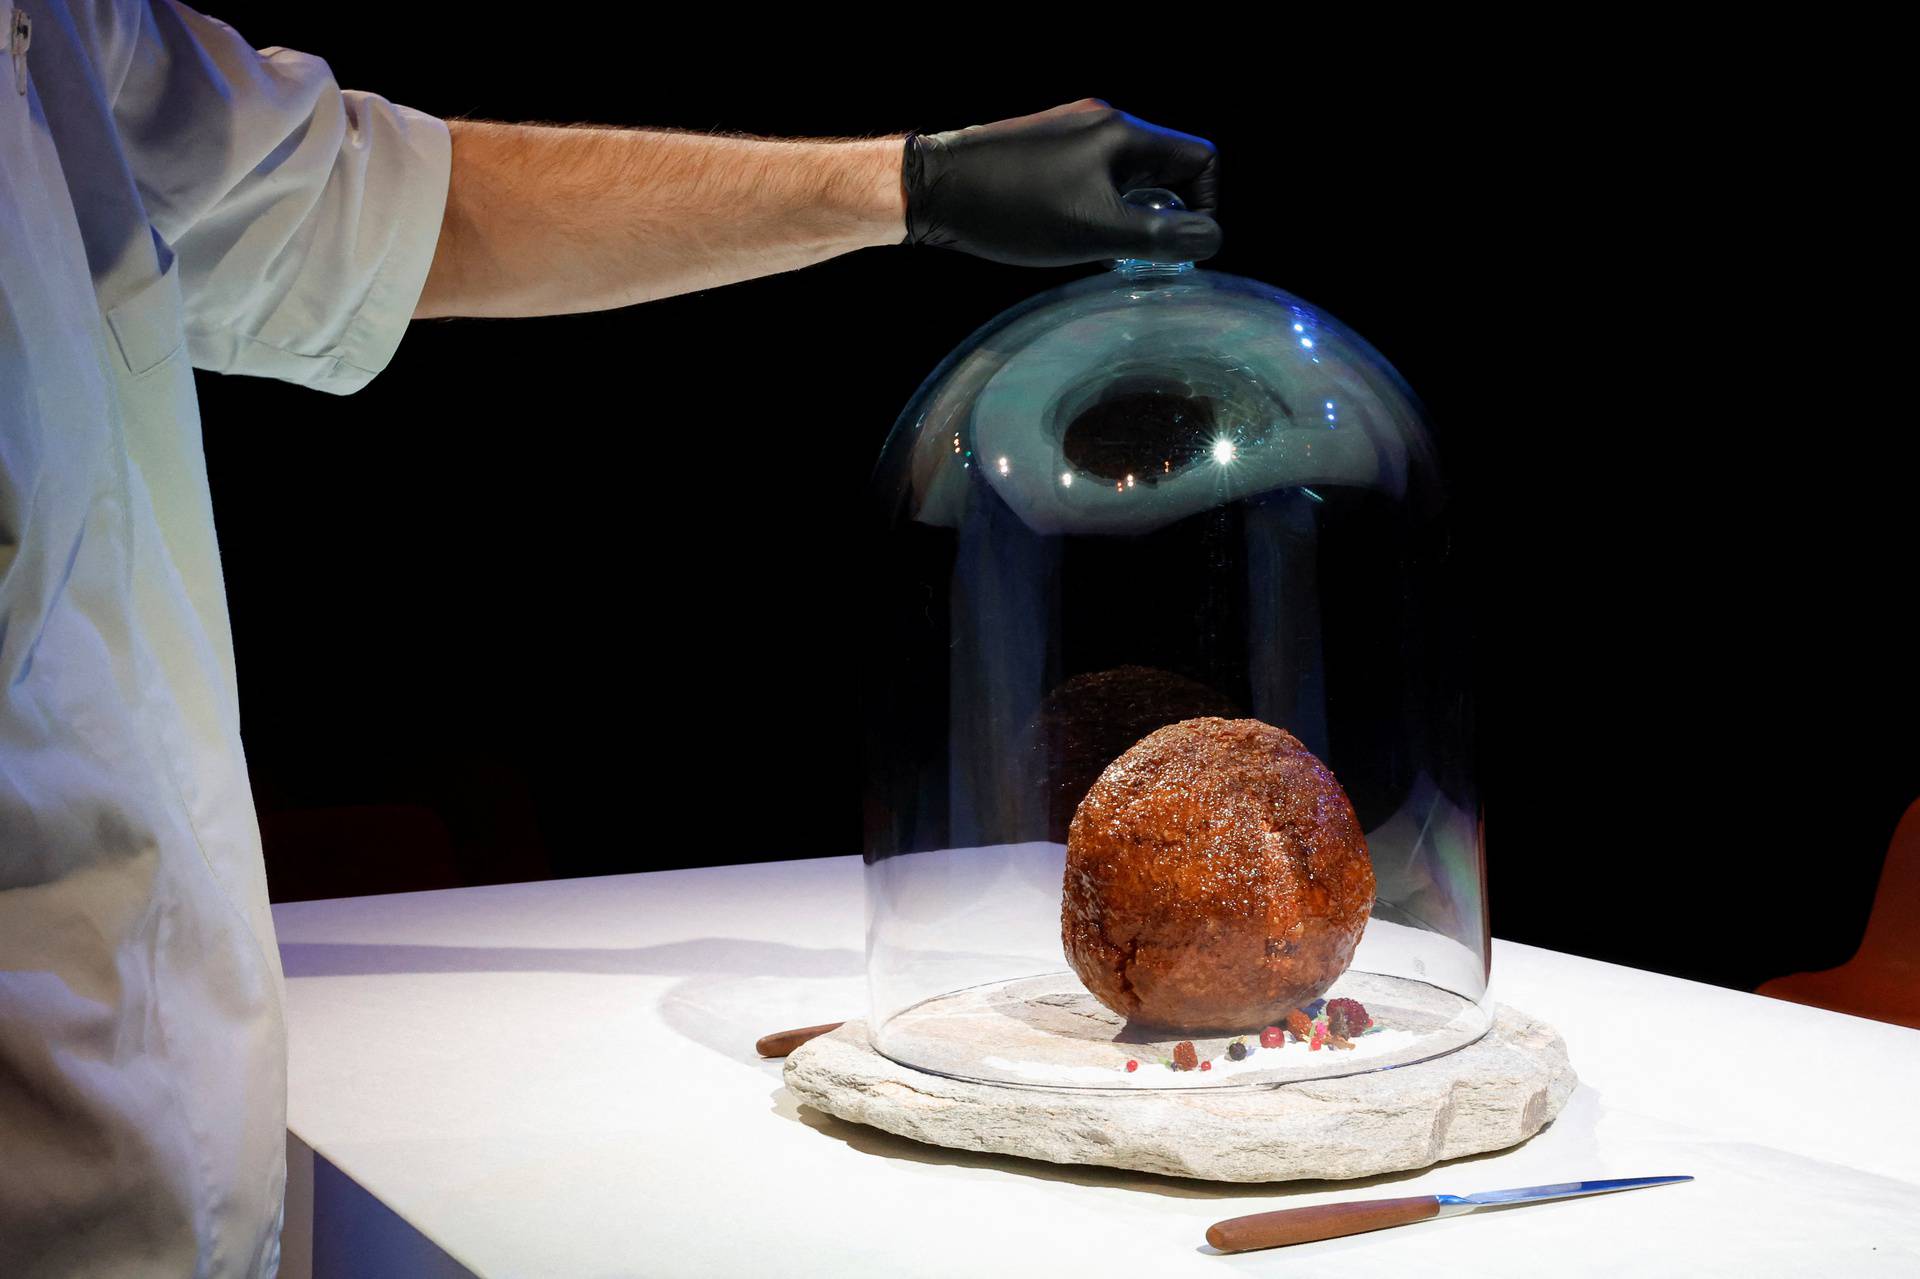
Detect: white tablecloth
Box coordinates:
(271, 855, 1920, 1277)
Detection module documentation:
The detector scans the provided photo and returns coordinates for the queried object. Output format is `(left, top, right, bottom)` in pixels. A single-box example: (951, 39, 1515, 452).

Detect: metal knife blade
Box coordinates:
(1436, 1175, 1693, 1217)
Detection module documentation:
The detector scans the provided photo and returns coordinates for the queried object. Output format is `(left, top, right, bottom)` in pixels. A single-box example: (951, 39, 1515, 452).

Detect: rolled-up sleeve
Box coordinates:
(102, 0, 451, 394)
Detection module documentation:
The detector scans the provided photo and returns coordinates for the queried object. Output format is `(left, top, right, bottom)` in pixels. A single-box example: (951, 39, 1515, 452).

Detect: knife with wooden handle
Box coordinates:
(755, 1022, 843, 1058)
(1206, 1176, 1692, 1252)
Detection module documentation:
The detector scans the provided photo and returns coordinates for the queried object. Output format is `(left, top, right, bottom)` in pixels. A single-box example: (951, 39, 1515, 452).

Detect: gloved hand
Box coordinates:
(902, 99, 1221, 267)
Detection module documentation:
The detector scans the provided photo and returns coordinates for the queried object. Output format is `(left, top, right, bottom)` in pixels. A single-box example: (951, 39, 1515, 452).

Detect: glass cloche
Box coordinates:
(861, 193, 1484, 1090)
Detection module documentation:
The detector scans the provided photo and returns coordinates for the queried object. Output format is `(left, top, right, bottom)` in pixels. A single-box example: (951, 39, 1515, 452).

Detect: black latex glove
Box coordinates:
(902, 99, 1221, 267)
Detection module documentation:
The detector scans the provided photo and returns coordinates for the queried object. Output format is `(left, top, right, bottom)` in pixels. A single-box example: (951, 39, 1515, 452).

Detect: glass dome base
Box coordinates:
(872, 968, 1491, 1092)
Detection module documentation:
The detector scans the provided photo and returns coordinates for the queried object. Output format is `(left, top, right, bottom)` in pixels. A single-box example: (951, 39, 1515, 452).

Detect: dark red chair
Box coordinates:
(1757, 797, 1920, 1029)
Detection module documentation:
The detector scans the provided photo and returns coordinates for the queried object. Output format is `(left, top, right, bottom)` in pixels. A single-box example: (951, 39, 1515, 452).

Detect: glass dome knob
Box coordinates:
(1114, 188, 1196, 280)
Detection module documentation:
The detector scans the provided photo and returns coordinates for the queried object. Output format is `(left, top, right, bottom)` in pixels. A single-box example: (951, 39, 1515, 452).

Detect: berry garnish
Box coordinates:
(1326, 997, 1373, 1038)
(1200, 1060, 1212, 1071)
(1172, 1041, 1199, 1071)
(1259, 1025, 1284, 1049)
(1226, 1040, 1249, 1061)
(1125, 1059, 1138, 1072)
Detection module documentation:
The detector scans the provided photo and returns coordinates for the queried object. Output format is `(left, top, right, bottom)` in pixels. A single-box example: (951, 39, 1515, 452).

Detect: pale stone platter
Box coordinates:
(784, 1004, 1576, 1182)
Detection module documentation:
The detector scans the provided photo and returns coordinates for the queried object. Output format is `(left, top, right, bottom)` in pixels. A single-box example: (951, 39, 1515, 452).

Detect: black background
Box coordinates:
(192, 12, 1915, 992)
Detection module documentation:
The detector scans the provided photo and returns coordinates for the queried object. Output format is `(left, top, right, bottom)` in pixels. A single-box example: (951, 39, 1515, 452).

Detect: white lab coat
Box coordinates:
(0, 2, 449, 1274)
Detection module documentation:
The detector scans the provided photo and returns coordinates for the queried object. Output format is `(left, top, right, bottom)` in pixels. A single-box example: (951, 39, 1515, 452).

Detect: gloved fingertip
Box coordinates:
(1174, 214, 1223, 261)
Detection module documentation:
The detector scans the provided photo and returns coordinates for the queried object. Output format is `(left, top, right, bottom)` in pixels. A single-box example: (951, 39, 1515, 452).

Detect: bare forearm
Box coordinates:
(415, 122, 907, 319)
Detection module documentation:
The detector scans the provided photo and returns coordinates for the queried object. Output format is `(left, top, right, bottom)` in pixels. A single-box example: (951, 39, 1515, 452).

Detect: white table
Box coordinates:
(272, 856, 1920, 1278)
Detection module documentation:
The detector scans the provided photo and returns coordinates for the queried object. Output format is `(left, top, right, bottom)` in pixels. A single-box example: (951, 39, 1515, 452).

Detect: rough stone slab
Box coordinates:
(784, 1004, 1575, 1182)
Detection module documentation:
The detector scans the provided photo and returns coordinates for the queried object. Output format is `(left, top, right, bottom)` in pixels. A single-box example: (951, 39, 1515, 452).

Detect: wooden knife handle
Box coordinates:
(755, 1022, 844, 1058)
(1206, 1195, 1442, 1252)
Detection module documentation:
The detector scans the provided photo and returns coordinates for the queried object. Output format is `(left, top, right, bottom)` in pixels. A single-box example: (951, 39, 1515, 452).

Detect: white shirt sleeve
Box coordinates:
(101, 0, 452, 394)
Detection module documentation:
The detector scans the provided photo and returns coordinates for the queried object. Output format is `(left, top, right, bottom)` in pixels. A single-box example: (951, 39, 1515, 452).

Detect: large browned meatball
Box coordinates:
(1061, 718, 1375, 1033)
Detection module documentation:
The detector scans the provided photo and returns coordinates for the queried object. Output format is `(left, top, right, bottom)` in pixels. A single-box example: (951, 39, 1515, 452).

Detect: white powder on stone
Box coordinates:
(982, 1027, 1420, 1088)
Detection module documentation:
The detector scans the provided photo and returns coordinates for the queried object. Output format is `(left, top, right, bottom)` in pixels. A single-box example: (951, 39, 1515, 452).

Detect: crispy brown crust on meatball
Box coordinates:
(1061, 717, 1375, 1034)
